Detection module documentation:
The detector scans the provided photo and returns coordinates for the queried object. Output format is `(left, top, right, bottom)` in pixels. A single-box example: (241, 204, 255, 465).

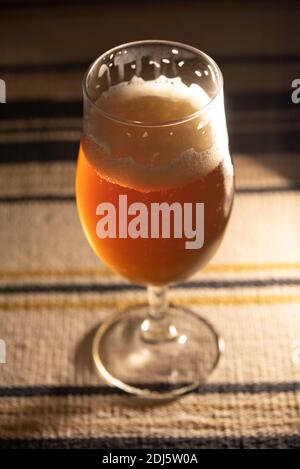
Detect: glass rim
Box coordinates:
(83, 39, 224, 128)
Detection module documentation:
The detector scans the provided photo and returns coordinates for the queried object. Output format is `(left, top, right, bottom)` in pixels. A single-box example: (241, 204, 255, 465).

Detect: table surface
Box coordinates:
(1, 2, 300, 449)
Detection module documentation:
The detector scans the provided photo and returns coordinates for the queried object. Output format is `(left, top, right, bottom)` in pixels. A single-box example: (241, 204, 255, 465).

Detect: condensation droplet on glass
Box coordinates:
(126, 132, 132, 138)
(131, 64, 136, 69)
(142, 131, 149, 138)
(197, 121, 204, 130)
(169, 131, 174, 136)
(110, 54, 114, 59)
(141, 319, 150, 332)
(162, 58, 170, 64)
(178, 61, 184, 67)
(204, 69, 209, 76)
(171, 48, 179, 55)
(195, 70, 202, 77)
(178, 335, 187, 345)
(149, 60, 160, 69)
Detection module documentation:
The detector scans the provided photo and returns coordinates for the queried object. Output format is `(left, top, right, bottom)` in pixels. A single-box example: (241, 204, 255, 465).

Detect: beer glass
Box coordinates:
(76, 40, 234, 399)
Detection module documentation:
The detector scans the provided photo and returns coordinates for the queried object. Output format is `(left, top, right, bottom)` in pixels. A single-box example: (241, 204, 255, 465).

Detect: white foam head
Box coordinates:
(84, 75, 230, 192)
(98, 75, 211, 111)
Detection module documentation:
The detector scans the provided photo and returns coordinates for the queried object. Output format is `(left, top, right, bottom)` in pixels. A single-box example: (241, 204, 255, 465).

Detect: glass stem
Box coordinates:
(141, 286, 178, 343)
(148, 285, 168, 321)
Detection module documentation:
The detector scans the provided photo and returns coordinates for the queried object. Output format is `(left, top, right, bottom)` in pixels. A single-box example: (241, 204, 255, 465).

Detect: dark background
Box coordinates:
(0, 0, 299, 155)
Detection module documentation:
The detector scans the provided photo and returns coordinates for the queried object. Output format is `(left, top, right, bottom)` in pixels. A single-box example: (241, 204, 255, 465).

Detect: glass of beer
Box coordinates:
(76, 40, 234, 399)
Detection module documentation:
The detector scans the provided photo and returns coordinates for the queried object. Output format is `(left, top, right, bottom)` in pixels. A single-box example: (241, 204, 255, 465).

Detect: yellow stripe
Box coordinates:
(205, 263, 300, 273)
(1, 294, 300, 311)
(1, 263, 300, 281)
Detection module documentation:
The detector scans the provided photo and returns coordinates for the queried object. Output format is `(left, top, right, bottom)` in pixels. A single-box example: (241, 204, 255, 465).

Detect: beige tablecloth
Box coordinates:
(0, 2, 300, 448)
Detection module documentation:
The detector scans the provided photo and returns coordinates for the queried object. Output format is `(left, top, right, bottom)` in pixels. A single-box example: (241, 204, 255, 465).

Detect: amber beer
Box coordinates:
(76, 76, 234, 285)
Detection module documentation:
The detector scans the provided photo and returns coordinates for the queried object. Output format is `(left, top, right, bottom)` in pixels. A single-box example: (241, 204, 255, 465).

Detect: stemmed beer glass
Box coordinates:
(76, 40, 234, 399)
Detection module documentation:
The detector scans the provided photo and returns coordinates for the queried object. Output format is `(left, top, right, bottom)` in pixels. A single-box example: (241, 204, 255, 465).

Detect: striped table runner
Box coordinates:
(1, 1, 300, 449)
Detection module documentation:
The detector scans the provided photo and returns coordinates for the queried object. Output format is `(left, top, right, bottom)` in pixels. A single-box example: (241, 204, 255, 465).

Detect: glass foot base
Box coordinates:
(92, 304, 224, 400)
